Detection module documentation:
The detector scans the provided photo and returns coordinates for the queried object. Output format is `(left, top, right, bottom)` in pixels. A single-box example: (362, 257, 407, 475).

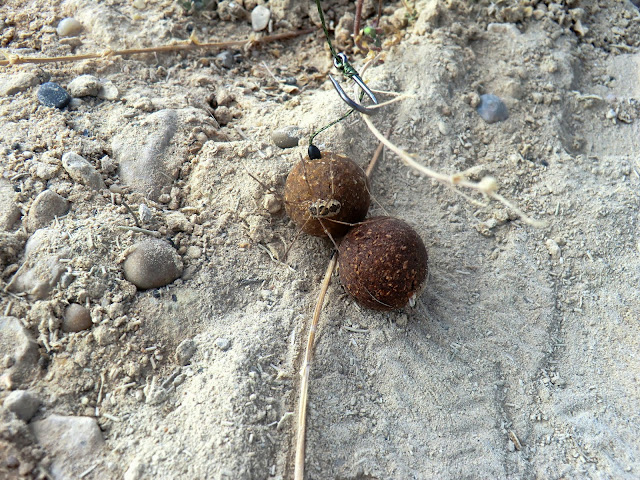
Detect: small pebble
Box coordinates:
(37, 82, 71, 109)
(98, 80, 119, 100)
(67, 75, 100, 97)
(6, 455, 19, 469)
(62, 303, 92, 333)
(476, 94, 509, 123)
(62, 152, 105, 190)
(0, 317, 39, 389)
(165, 211, 192, 232)
(57, 18, 83, 37)
(112, 109, 180, 201)
(216, 51, 235, 69)
(0, 178, 21, 231)
(138, 204, 153, 224)
(175, 339, 196, 366)
(30, 414, 104, 478)
(26, 190, 69, 232)
(124, 459, 145, 480)
(272, 126, 302, 149)
(4, 390, 41, 422)
(251, 5, 270, 31)
(545, 238, 561, 259)
(215, 337, 231, 351)
(263, 193, 282, 214)
(0, 71, 41, 96)
(123, 239, 183, 289)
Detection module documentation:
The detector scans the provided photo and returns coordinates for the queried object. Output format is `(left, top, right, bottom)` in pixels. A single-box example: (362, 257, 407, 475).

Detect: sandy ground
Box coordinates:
(1, 0, 640, 479)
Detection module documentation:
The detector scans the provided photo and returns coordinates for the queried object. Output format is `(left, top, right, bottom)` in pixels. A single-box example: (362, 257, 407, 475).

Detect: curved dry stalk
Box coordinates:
(361, 114, 545, 227)
(0, 28, 315, 67)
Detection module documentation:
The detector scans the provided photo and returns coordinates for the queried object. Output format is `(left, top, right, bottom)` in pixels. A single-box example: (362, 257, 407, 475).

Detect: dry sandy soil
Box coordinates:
(1, 0, 640, 479)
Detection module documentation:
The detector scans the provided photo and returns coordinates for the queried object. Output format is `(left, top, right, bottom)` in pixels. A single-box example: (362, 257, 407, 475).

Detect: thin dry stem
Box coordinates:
(294, 252, 337, 480)
(0, 28, 314, 67)
(361, 115, 545, 227)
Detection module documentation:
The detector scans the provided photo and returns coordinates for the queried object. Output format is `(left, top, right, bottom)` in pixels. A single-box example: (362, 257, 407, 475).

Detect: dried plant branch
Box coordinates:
(0, 28, 315, 67)
(361, 114, 545, 227)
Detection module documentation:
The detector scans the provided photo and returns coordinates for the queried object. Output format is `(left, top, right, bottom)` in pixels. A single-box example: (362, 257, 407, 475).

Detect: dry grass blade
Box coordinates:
(294, 252, 337, 480)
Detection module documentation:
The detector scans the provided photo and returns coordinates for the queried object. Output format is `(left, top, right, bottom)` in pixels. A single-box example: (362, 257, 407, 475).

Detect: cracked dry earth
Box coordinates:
(1, 0, 640, 479)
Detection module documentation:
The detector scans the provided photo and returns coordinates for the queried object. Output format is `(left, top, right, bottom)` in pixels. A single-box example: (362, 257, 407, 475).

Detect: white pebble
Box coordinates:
(251, 5, 270, 31)
(57, 18, 83, 37)
(545, 239, 561, 259)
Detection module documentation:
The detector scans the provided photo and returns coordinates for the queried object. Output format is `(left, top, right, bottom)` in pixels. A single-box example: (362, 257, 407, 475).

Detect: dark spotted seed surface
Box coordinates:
(338, 216, 428, 311)
(284, 152, 370, 238)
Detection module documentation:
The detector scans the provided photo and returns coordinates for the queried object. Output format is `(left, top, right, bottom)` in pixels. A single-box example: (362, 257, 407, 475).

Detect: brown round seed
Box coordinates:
(284, 152, 370, 238)
(338, 216, 428, 311)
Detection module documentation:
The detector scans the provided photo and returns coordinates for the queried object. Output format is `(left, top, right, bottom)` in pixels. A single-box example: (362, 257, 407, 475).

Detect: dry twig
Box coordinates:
(0, 28, 315, 67)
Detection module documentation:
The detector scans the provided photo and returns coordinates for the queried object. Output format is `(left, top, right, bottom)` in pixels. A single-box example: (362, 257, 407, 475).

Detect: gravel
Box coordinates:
(30, 414, 104, 478)
(62, 303, 92, 333)
(271, 126, 302, 149)
(67, 75, 100, 97)
(251, 5, 270, 31)
(0, 178, 21, 231)
(0, 316, 39, 389)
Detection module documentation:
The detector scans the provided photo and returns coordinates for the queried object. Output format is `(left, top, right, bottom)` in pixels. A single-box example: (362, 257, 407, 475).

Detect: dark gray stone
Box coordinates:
(476, 94, 509, 124)
(37, 82, 71, 109)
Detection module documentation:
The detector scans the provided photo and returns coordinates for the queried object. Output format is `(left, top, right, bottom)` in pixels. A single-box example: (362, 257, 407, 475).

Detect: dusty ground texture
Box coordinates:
(1, 0, 640, 479)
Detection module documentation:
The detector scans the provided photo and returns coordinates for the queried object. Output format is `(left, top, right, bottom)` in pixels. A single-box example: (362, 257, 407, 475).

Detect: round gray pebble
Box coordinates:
(215, 337, 231, 351)
(62, 303, 92, 333)
(123, 238, 183, 289)
(476, 94, 509, 123)
(4, 390, 41, 422)
(57, 18, 83, 37)
(37, 82, 71, 109)
(272, 126, 302, 149)
(217, 51, 235, 69)
(26, 189, 69, 232)
(175, 339, 196, 366)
